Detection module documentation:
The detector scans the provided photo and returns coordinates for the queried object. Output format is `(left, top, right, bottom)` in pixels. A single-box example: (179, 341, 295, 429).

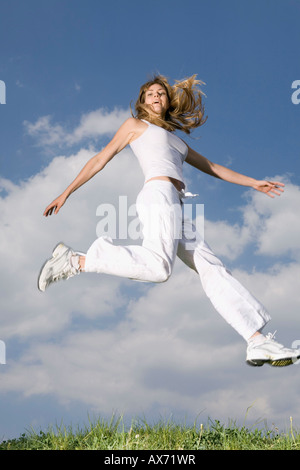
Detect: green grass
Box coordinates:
(1, 415, 300, 450)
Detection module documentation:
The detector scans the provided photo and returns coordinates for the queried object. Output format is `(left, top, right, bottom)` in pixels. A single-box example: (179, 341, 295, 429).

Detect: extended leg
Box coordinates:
(176, 215, 300, 366)
(176, 215, 270, 341)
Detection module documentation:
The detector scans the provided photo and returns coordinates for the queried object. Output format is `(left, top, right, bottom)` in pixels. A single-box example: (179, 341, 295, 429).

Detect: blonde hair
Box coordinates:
(132, 74, 207, 134)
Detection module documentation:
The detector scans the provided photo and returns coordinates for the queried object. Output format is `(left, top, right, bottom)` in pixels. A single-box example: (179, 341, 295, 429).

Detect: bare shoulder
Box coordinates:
(121, 117, 147, 132)
(106, 117, 148, 154)
(120, 117, 148, 143)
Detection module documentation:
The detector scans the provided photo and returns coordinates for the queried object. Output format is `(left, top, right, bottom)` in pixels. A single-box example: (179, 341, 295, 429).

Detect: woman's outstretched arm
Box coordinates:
(185, 145, 284, 198)
(43, 118, 140, 216)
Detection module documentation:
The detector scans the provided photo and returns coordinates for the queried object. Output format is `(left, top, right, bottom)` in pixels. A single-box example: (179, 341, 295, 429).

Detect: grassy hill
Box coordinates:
(1, 416, 300, 450)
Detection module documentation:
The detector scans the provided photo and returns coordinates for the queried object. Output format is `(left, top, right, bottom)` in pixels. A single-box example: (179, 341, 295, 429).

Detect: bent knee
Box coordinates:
(154, 271, 171, 283)
(153, 262, 172, 283)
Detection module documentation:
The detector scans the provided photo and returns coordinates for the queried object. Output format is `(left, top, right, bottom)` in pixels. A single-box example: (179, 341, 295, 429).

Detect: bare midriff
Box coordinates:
(146, 176, 185, 192)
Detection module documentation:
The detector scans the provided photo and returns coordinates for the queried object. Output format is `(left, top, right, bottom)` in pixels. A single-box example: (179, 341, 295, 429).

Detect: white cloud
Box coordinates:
(205, 219, 252, 260)
(23, 115, 66, 147)
(68, 108, 131, 145)
(203, 176, 300, 263)
(2, 107, 300, 430)
(243, 178, 300, 260)
(23, 107, 131, 148)
(2, 259, 300, 427)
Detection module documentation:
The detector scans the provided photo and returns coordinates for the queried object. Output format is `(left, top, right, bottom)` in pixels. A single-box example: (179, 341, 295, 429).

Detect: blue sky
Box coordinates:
(1, 0, 300, 441)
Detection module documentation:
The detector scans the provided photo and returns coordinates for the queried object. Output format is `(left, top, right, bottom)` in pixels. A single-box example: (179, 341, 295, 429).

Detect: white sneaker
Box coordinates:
(38, 242, 79, 292)
(246, 332, 300, 367)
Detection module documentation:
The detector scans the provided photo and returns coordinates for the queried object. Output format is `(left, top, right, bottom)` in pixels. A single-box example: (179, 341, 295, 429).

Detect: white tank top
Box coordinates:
(129, 120, 188, 184)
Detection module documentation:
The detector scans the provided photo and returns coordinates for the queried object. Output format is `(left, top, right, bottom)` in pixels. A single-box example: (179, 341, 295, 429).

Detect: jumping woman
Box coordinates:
(38, 74, 300, 367)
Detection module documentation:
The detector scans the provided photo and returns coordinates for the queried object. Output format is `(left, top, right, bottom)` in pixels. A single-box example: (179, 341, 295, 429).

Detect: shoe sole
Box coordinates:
(37, 242, 67, 292)
(246, 356, 300, 367)
(246, 359, 265, 367)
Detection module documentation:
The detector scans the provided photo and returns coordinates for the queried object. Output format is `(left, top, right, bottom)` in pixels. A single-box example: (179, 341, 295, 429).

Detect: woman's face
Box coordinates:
(144, 83, 169, 116)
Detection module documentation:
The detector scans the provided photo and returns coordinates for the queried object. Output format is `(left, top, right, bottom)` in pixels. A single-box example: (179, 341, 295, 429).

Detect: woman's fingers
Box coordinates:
(43, 194, 67, 216)
(43, 201, 59, 216)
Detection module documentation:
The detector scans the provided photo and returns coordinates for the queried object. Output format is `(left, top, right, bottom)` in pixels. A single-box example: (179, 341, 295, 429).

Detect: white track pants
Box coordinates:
(85, 180, 270, 340)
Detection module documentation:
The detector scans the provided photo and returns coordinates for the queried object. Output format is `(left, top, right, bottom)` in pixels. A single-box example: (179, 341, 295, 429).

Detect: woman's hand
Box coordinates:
(252, 180, 285, 198)
(43, 194, 67, 217)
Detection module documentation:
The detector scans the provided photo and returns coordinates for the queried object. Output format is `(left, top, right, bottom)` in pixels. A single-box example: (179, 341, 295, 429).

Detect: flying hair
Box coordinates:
(132, 74, 207, 134)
